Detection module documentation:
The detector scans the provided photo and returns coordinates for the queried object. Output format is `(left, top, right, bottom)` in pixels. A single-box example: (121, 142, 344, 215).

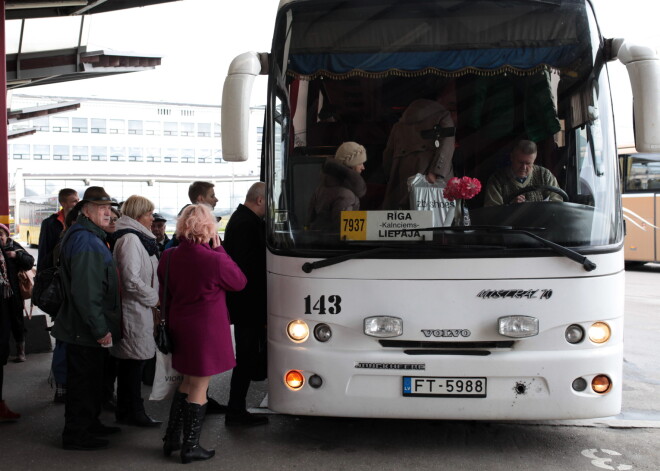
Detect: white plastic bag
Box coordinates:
(407, 173, 455, 226)
(149, 351, 183, 401)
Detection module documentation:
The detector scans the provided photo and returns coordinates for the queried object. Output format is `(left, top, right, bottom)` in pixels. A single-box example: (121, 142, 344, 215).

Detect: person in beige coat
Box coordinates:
(382, 98, 455, 209)
(109, 195, 161, 427)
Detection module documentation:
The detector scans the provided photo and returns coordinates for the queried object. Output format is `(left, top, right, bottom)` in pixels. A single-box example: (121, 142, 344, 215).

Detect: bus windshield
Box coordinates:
(266, 0, 622, 256)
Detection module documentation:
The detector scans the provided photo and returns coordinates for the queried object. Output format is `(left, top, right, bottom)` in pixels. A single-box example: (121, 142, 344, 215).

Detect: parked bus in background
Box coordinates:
(221, 0, 660, 420)
(18, 195, 59, 246)
(619, 146, 660, 265)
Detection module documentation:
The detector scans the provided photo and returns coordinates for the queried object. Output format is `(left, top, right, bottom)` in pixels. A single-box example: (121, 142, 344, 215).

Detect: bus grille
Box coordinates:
(378, 340, 514, 356)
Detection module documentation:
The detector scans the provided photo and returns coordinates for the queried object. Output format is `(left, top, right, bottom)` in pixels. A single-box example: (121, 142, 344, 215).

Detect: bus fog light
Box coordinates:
(364, 316, 403, 338)
(314, 323, 332, 342)
(287, 320, 309, 342)
(565, 324, 585, 344)
(308, 374, 323, 388)
(588, 322, 611, 344)
(591, 375, 612, 394)
(498, 316, 539, 338)
(572, 377, 587, 392)
(285, 370, 304, 390)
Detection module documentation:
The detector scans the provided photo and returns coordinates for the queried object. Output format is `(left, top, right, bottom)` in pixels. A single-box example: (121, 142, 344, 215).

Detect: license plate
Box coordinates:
(403, 376, 487, 397)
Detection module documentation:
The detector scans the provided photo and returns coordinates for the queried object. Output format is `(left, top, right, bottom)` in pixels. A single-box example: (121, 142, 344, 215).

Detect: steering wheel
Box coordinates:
(507, 185, 569, 204)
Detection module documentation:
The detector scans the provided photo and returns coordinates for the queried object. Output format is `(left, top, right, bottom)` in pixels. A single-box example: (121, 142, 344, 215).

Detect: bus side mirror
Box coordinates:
(221, 52, 267, 162)
(611, 39, 660, 153)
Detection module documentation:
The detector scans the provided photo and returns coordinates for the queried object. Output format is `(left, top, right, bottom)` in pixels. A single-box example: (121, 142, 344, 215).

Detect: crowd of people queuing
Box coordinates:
(0, 180, 269, 464)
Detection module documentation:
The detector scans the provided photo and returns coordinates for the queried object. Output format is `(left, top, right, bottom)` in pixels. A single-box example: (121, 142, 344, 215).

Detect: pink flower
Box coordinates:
(443, 176, 482, 201)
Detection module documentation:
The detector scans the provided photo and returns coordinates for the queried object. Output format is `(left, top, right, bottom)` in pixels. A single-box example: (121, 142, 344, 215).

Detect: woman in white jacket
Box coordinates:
(110, 195, 161, 427)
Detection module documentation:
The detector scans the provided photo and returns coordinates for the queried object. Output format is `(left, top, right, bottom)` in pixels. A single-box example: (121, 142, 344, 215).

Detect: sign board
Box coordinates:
(340, 211, 434, 241)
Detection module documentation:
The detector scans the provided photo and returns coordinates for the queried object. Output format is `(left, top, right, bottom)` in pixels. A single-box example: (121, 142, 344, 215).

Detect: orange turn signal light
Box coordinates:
(591, 375, 612, 394)
(285, 370, 304, 390)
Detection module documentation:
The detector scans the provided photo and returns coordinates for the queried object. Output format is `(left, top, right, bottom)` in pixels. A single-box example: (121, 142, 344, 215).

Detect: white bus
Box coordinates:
(222, 0, 660, 420)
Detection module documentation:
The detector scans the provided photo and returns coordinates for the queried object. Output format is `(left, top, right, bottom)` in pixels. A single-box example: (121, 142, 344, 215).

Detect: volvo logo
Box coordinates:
(421, 329, 471, 338)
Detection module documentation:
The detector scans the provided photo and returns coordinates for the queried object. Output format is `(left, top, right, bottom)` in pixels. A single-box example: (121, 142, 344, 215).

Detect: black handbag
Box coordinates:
(32, 230, 73, 317)
(32, 265, 62, 316)
(155, 253, 173, 354)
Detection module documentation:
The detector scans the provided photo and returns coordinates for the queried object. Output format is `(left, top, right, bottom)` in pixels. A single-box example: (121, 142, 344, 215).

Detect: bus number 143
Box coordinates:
(304, 295, 342, 315)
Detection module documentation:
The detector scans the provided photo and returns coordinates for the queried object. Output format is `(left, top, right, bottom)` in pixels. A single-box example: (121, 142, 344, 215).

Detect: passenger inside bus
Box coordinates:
(482, 140, 564, 206)
(306, 142, 368, 232)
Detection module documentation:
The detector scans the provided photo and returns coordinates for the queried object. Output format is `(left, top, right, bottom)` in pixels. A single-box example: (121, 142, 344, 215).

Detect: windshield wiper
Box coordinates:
(302, 246, 394, 273)
(422, 225, 597, 272)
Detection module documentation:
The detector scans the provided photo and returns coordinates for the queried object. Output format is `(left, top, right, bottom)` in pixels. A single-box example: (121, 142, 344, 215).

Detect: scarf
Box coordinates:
(0, 246, 13, 299)
(110, 228, 159, 257)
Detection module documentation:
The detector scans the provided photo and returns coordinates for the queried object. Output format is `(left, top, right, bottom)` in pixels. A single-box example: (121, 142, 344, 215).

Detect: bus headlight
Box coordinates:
(588, 322, 611, 344)
(565, 324, 585, 344)
(285, 370, 305, 390)
(287, 320, 309, 343)
(314, 323, 332, 342)
(364, 316, 403, 338)
(591, 375, 612, 394)
(498, 316, 539, 338)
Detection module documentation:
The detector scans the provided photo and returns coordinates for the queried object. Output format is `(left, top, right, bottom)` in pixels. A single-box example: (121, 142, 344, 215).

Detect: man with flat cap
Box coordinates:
(151, 213, 169, 258)
(52, 187, 122, 450)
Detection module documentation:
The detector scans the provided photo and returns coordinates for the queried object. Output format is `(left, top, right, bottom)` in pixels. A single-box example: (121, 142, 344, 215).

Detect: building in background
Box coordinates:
(7, 94, 264, 234)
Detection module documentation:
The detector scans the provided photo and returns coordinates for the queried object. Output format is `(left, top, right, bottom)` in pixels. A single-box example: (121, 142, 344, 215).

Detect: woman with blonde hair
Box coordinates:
(110, 195, 161, 427)
(159, 204, 246, 464)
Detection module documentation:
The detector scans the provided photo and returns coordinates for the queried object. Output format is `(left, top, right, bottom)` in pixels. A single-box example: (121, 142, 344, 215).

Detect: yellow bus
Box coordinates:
(18, 195, 59, 246)
(619, 146, 660, 264)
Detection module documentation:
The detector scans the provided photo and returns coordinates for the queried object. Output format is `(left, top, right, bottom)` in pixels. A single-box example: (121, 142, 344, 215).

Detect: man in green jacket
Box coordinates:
(51, 187, 121, 451)
(483, 140, 563, 207)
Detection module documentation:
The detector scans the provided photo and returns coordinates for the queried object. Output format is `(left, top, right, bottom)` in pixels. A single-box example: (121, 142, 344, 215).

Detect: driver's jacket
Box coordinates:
(483, 165, 562, 207)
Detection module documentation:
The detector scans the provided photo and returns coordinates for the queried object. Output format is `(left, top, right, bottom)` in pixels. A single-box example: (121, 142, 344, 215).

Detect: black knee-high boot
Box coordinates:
(180, 402, 215, 464)
(162, 390, 188, 457)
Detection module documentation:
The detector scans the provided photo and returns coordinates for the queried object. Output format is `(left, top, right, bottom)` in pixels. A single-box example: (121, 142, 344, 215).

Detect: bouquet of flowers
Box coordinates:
(443, 176, 482, 201)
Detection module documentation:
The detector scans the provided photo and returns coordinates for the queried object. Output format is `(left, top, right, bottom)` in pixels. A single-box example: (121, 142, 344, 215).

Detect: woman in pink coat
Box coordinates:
(158, 204, 246, 464)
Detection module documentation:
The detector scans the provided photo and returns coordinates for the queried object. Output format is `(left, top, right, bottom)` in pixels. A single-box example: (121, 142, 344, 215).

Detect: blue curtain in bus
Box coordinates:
(288, 45, 579, 78)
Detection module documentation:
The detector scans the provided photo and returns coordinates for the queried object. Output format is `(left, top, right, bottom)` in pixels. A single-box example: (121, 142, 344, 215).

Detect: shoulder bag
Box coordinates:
(155, 252, 173, 355)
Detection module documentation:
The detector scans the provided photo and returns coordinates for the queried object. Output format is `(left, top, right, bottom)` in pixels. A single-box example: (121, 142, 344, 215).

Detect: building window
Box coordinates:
(146, 147, 161, 163)
(181, 122, 194, 137)
(53, 145, 71, 160)
(12, 144, 30, 160)
(72, 146, 89, 161)
(34, 117, 49, 131)
(197, 123, 211, 137)
(91, 146, 107, 161)
(198, 148, 211, 163)
(109, 146, 126, 162)
(33, 144, 50, 160)
(72, 117, 88, 133)
(52, 117, 69, 133)
(91, 118, 107, 134)
(145, 121, 160, 136)
(164, 148, 179, 163)
(213, 123, 221, 138)
(109, 119, 125, 134)
(257, 126, 264, 152)
(164, 122, 178, 136)
(181, 109, 195, 117)
(128, 120, 143, 135)
(158, 108, 171, 116)
(128, 147, 143, 162)
(213, 149, 223, 164)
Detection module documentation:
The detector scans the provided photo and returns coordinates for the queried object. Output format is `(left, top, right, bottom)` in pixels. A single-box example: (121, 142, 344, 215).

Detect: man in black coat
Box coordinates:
(37, 188, 79, 271)
(222, 182, 268, 426)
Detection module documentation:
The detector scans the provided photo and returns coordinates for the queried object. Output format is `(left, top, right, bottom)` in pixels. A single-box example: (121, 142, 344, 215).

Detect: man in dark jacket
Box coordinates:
(38, 189, 78, 403)
(36, 188, 79, 271)
(223, 182, 268, 426)
(51, 187, 122, 450)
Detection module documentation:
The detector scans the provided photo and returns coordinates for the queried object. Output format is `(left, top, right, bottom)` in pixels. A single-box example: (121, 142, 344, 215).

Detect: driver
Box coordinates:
(483, 140, 563, 206)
